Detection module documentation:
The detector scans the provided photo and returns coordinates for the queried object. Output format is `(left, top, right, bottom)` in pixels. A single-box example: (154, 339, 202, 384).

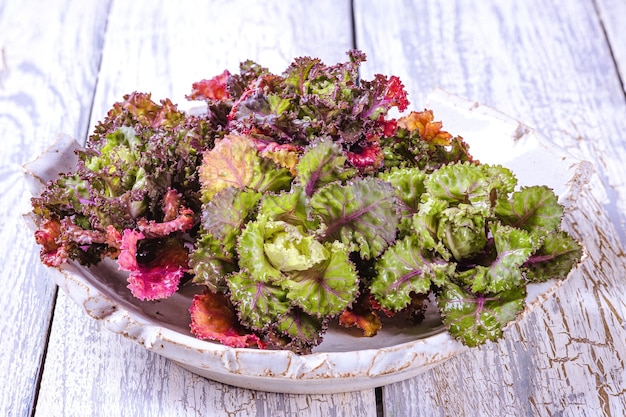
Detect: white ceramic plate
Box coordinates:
(23, 90, 592, 394)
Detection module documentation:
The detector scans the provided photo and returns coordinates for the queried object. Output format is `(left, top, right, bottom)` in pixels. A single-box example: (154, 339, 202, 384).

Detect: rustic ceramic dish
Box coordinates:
(23, 90, 591, 394)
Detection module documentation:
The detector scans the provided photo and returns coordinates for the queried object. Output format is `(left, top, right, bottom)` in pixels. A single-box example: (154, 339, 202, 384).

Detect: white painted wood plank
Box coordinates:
(354, 0, 626, 415)
(0, 1, 110, 416)
(595, 0, 626, 93)
(34, 1, 378, 416)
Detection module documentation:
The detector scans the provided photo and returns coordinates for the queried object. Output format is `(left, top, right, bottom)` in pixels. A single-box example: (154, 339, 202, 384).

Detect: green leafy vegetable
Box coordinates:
(523, 231, 583, 282)
(199, 134, 293, 202)
(282, 241, 358, 317)
(274, 308, 326, 352)
(456, 223, 538, 294)
(295, 139, 358, 196)
(201, 187, 261, 253)
(263, 220, 326, 272)
(423, 162, 516, 207)
(237, 215, 284, 283)
(495, 185, 564, 231)
(188, 232, 236, 292)
(371, 234, 454, 310)
(228, 270, 291, 330)
(437, 281, 526, 347)
(31, 50, 582, 354)
(310, 178, 399, 259)
(258, 187, 318, 230)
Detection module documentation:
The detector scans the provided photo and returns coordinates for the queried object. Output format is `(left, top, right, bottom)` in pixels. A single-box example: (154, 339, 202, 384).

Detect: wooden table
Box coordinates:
(2, 1, 625, 416)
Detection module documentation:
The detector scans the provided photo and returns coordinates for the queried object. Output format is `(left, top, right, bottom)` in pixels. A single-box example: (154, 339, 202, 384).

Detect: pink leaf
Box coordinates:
(118, 229, 188, 301)
(189, 290, 265, 349)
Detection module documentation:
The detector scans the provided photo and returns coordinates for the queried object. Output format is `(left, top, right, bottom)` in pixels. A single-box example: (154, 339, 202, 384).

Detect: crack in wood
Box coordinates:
(0, 46, 7, 88)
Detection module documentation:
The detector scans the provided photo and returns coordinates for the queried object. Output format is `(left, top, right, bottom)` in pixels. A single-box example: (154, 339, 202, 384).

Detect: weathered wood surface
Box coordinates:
(2, 0, 625, 416)
(596, 0, 626, 95)
(354, 0, 626, 415)
(0, 1, 110, 416)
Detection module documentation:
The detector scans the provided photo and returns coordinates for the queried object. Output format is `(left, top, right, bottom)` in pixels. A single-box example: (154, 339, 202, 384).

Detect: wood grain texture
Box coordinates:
(595, 0, 626, 93)
(0, 1, 109, 416)
(33, 1, 377, 416)
(354, 0, 626, 415)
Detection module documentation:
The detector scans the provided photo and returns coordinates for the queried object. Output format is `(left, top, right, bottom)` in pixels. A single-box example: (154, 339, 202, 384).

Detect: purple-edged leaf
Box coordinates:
(199, 134, 258, 201)
(523, 231, 583, 282)
(237, 215, 283, 282)
(371, 235, 455, 311)
(495, 185, 563, 231)
(437, 280, 526, 347)
(274, 307, 325, 354)
(227, 270, 291, 330)
(201, 187, 261, 253)
(249, 155, 294, 194)
(189, 232, 236, 292)
(282, 241, 358, 317)
(259, 187, 318, 230)
(295, 139, 357, 196)
(456, 223, 537, 293)
(425, 162, 516, 207)
(199, 134, 293, 202)
(310, 178, 399, 259)
(379, 167, 427, 235)
(359, 74, 409, 120)
(378, 167, 428, 215)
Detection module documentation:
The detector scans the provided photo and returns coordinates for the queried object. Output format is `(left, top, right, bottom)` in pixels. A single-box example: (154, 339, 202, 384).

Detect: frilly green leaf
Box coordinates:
(310, 177, 400, 259)
(201, 187, 261, 253)
(259, 187, 318, 230)
(249, 156, 294, 195)
(437, 280, 526, 347)
(495, 185, 563, 232)
(282, 241, 358, 317)
(424, 162, 516, 208)
(263, 220, 327, 272)
(238, 212, 328, 282)
(411, 200, 452, 260)
(456, 223, 538, 293)
(237, 215, 283, 282)
(295, 139, 357, 196)
(371, 234, 455, 311)
(189, 232, 236, 292)
(378, 167, 427, 215)
(523, 230, 583, 282)
(227, 270, 291, 330)
(379, 167, 427, 236)
(274, 308, 325, 354)
(436, 204, 489, 261)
